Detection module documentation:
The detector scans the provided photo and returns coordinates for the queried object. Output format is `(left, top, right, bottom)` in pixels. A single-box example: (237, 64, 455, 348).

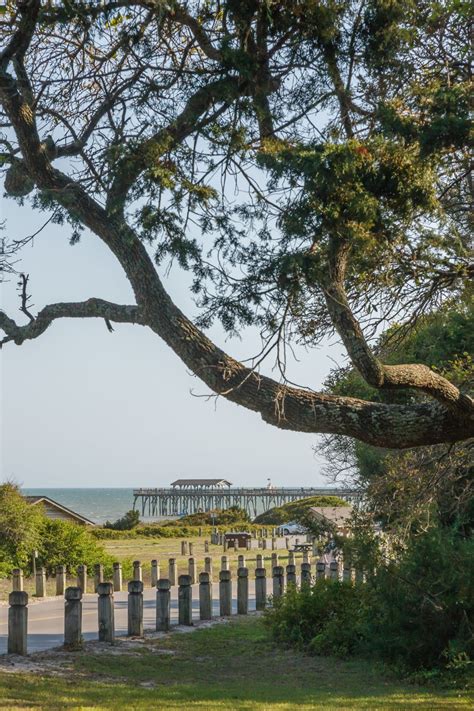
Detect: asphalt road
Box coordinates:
(0, 581, 257, 654)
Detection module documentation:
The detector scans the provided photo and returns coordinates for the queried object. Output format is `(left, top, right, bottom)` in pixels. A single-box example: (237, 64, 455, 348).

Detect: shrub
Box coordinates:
(0, 483, 44, 570)
(37, 519, 113, 575)
(254, 496, 349, 525)
(104, 509, 140, 530)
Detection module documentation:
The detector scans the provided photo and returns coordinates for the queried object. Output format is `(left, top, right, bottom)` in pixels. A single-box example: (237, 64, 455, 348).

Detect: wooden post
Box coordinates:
(8, 591, 28, 655)
(97, 582, 115, 643)
(256, 554, 263, 569)
(151, 559, 160, 587)
(255, 568, 267, 610)
(285, 537, 290, 549)
(272, 566, 284, 599)
(181, 541, 188, 556)
(12, 568, 24, 592)
(35, 567, 46, 597)
(168, 558, 177, 586)
(262, 538, 267, 550)
(221, 555, 229, 571)
(301, 562, 312, 587)
(237, 567, 248, 615)
(271, 553, 278, 570)
(64, 587, 82, 648)
(198, 527, 203, 537)
(94, 563, 104, 593)
(316, 561, 326, 581)
(329, 561, 339, 581)
(156, 579, 171, 631)
(56, 565, 66, 596)
(188, 557, 197, 584)
(188, 542, 194, 556)
(302, 550, 310, 564)
(199, 572, 212, 620)
(288, 551, 295, 566)
(178, 574, 193, 626)
(128, 580, 144, 636)
(238, 554, 245, 568)
(204, 540, 209, 553)
(133, 560, 142, 582)
(113, 562, 122, 592)
(204, 556, 213, 582)
(246, 538, 252, 551)
(77, 564, 87, 594)
(286, 564, 297, 586)
(271, 537, 277, 550)
(223, 537, 228, 552)
(219, 570, 232, 616)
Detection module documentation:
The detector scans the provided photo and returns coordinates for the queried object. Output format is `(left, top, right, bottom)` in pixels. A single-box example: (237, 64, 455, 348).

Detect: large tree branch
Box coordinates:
(1, 30, 473, 449)
(322, 241, 474, 418)
(0, 299, 144, 346)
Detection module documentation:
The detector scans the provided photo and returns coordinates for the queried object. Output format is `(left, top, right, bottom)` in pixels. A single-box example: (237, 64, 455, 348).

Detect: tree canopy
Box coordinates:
(0, 1, 472, 450)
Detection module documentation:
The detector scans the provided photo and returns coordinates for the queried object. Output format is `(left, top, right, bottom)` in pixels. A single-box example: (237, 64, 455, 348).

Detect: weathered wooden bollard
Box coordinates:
(256, 553, 263, 569)
(77, 564, 87, 593)
(113, 562, 122, 592)
(199, 572, 212, 620)
(188, 557, 197, 584)
(271, 552, 278, 569)
(189, 542, 194, 556)
(156, 579, 171, 631)
(204, 540, 209, 553)
(204, 556, 213, 582)
(35, 567, 46, 597)
(262, 538, 268, 550)
(12, 568, 24, 592)
(128, 580, 144, 636)
(252, 529, 257, 539)
(181, 541, 188, 556)
(329, 561, 339, 581)
(286, 564, 297, 586)
(168, 558, 177, 586)
(56, 565, 66, 596)
(64, 587, 82, 648)
(302, 550, 310, 564)
(178, 574, 193, 626)
(133, 560, 142, 582)
(198, 527, 203, 537)
(223, 538, 228, 552)
(301, 562, 312, 586)
(221, 555, 229, 571)
(285, 537, 290, 549)
(94, 563, 104, 592)
(271, 537, 277, 550)
(288, 551, 295, 566)
(342, 562, 352, 583)
(8, 591, 28, 655)
(255, 567, 267, 610)
(237, 567, 248, 615)
(151, 559, 160, 587)
(272, 566, 285, 599)
(219, 570, 232, 616)
(238, 554, 245, 568)
(246, 538, 252, 551)
(98, 582, 115, 643)
(316, 561, 326, 580)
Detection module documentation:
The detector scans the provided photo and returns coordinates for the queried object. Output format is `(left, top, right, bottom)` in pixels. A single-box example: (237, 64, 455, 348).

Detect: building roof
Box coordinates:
(24, 496, 95, 525)
(170, 479, 233, 487)
(309, 506, 352, 527)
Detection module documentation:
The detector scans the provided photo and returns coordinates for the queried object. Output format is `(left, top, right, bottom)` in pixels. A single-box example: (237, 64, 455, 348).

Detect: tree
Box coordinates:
(0, 482, 43, 571)
(0, 1, 472, 450)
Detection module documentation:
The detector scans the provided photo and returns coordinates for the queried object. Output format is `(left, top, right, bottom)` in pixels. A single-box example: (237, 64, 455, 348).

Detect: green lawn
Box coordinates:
(0, 617, 471, 710)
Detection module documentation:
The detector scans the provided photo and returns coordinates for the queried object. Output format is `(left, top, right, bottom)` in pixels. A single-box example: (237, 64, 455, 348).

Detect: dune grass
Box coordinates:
(0, 616, 471, 710)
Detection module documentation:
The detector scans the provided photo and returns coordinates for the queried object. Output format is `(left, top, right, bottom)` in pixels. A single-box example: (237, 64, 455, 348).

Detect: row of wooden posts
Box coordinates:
(7, 559, 357, 656)
(11, 551, 315, 597)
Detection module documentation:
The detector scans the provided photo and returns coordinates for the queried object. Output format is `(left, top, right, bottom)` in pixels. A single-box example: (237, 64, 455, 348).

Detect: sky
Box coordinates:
(0, 197, 348, 489)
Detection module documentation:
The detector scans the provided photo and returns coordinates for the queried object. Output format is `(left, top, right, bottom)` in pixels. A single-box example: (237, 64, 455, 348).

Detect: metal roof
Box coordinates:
(170, 478, 232, 486)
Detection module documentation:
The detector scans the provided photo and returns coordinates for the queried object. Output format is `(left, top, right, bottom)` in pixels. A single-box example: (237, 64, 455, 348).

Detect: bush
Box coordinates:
(265, 522, 474, 673)
(0, 483, 44, 571)
(37, 519, 114, 576)
(180, 506, 251, 526)
(254, 496, 349, 525)
(104, 509, 140, 530)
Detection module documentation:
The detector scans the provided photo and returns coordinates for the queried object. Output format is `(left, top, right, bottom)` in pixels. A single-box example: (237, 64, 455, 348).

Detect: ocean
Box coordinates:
(23, 488, 142, 525)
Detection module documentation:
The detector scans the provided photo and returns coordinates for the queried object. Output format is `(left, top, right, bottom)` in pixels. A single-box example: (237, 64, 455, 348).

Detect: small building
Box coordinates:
(224, 531, 251, 549)
(170, 479, 232, 489)
(24, 496, 95, 526)
(309, 506, 352, 536)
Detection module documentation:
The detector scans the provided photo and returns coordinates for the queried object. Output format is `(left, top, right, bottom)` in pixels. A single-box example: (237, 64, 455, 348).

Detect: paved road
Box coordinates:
(0, 581, 257, 654)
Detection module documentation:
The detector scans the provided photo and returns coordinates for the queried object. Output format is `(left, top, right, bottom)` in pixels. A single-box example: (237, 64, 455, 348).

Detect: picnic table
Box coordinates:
(292, 542, 312, 553)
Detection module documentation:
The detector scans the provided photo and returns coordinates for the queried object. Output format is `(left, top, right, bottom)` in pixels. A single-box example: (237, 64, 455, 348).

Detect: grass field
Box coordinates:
(0, 617, 471, 710)
(0, 536, 297, 600)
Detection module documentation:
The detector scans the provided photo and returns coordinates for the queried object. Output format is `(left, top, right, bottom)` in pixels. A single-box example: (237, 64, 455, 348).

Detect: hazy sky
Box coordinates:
(1, 197, 347, 489)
